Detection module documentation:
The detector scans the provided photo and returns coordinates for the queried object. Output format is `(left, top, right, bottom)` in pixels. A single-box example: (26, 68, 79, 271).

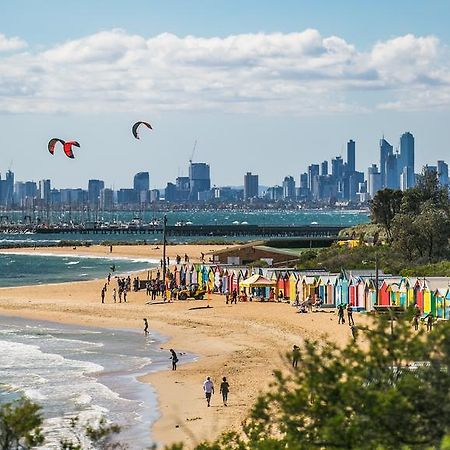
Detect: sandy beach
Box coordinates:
(0, 244, 361, 449)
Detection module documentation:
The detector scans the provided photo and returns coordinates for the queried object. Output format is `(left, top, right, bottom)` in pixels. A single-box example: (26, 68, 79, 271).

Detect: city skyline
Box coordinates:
(1, 1, 450, 187)
(1, 131, 448, 208)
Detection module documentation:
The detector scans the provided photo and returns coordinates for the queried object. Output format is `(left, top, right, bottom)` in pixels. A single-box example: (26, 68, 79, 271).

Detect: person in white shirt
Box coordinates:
(203, 376, 214, 407)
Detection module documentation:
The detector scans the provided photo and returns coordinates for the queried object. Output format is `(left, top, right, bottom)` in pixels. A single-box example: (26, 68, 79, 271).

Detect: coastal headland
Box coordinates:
(0, 244, 361, 449)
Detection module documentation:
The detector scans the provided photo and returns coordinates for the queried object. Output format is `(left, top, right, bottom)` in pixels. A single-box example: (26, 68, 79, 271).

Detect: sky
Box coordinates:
(1, 0, 450, 189)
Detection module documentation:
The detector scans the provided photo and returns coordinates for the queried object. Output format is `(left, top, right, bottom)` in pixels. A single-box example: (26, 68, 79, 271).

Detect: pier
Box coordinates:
(0, 224, 346, 238)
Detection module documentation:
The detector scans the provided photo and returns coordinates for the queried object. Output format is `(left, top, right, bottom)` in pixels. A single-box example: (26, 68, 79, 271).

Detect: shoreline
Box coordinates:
(0, 243, 360, 449)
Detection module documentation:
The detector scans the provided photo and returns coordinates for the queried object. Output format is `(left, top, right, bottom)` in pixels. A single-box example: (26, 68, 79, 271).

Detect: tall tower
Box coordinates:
(347, 140, 356, 174)
(400, 132, 415, 188)
(380, 138, 393, 188)
(244, 172, 259, 201)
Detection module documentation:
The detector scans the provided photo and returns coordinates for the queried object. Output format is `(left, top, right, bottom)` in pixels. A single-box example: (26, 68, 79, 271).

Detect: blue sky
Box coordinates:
(1, 0, 449, 188)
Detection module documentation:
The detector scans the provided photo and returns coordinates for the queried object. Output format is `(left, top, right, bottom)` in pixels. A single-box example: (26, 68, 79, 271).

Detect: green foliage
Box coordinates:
(0, 398, 44, 450)
(191, 310, 450, 449)
(370, 188, 404, 240)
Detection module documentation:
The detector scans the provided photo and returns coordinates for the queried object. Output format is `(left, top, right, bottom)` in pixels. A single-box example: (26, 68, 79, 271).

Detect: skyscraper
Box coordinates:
(88, 179, 105, 207)
(400, 132, 415, 188)
(308, 164, 319, 190)
(331, 156, 344, 179)
(133, 172, 150, 203)
(189, 162, 211, 201)
(367, 164, 381, 199)
(347, 139, 356, 173)
(437, 160, 449, 186)
(244, 172, 259, 200)
(39, 179, 51, 204)
(282, 176, 296, 200)
(380, 138, 393, 187)
(321, 161, 329, 176)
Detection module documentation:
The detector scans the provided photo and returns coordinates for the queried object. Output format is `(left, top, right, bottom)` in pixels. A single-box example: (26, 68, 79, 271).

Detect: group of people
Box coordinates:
(146, 279, 166, 301)
(225, 289, 239, 304)
(412, 304, 434, 332)
(101, 274, 132, 304)
(202, 376, 230, 407)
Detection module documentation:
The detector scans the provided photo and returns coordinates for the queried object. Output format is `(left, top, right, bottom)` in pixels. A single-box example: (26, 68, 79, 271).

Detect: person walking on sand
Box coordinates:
(101, 288, 105, 304)
(109, 245, 113, 253)
(347, 303, 355, 326)
(123, 289, 127, 303)
(170, 349, 179, 370)
(220, 377, 230, 406)
(143, 318, 149, 336)
(232, 289, 237, 304)
(412, 314, 419, 331)
(337, 304, 345, 324)
(225, 289, 230, 304)
(203, 376, 214, 407)
(107, 273, 111, 285)
(426, 313, 433, 332)
(292, 345, 300, 368)
(112, 288, 117, 303)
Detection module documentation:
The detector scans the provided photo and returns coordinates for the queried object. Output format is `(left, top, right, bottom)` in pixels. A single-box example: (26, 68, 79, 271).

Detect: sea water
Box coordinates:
(0, 316, 185, 449)
(0, 209, 369, 247)
(0, 253, 157, 288)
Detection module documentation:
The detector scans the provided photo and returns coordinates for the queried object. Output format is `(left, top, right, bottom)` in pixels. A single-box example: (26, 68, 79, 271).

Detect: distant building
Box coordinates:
(399, 132, 415, 188)
(380, 138, 393, 188)
(321, 161, 329, 176)
(39, 179, 51, 205)
(100, 188, 114, 210)
(385, 153, 399, 189)
(117, 188, 137, 204)
(282, 176, 296, 200)
(331, 156, 344, 179)
(367, 164, 382, 199)
(189, 162, 210, 201)
(0, 170, 14, 206)
(165, 182, 176, 202)
(308, 164, 320, 190)
(150, 189, 160, 203)
(88, 179, 104, 207)
(133, 172, 150, 203)
(347, 139, 356, 174)
(437, 160, 449, 186)
(244, 172, 259, 201)
(267, 185, 283, 201)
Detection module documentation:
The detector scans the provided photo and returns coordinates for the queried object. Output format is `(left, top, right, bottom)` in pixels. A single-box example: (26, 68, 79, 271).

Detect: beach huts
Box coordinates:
(161, 263, 450, 318)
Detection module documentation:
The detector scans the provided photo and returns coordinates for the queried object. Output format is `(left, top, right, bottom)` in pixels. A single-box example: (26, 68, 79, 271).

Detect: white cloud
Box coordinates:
(0, 33, 27, 52)
(0, 28, 448, 114)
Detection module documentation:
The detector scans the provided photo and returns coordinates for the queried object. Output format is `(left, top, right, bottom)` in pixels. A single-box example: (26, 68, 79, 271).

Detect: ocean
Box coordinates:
(0, 253, 157, 288)
(0, 209, 369, 247)
(0, 316, 185, 449)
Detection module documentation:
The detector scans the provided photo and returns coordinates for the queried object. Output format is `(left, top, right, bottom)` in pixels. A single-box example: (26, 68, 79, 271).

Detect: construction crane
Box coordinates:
(189, 139, 197, 164)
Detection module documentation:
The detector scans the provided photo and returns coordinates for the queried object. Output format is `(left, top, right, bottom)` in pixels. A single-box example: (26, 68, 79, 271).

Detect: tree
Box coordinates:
(191, 310, 450, 449)
(370, 189, 403, 241)
(0, 398, 44, 450)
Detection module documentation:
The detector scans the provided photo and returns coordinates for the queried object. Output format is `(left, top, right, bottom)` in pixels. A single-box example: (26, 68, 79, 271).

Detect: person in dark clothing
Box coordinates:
(338, 304, 345, 324)
(292, 345, 300, 368)
(232, 289, 238, 304)
(143, 318, 149, 336)
(101, 288, 105, 304)
(347, 304, 355, 326)
(412, 315, 419, 331)
(170, 349, 179, 370)
(220, 377, 229, 406)
(426, 314, 433, 332)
